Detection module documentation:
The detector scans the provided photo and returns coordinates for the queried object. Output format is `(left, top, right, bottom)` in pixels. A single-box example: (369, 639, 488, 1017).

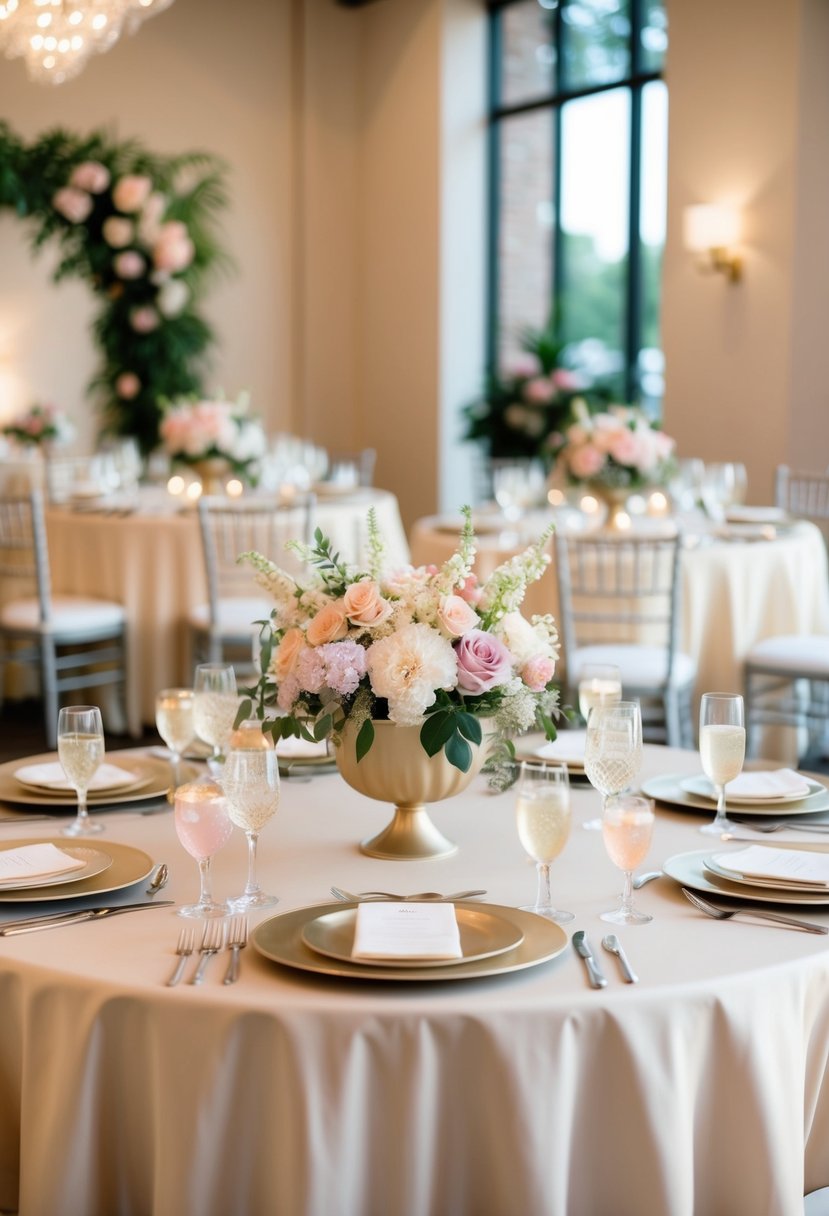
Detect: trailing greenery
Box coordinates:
(0, 122, 229, 454)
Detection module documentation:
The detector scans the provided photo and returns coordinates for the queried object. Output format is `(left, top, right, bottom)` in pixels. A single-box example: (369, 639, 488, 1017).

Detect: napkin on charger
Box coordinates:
(352, 901, 463, 960)
(534, 730, 587, 765)
(0, 842, 87, 884)
(14, 762, 137, 791)
(713, 845, 829, 888)
(726, 769, 811, 799)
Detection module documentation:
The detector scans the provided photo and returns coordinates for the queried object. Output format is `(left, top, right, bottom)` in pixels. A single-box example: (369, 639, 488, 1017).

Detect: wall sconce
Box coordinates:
(683, 204, 743, 283)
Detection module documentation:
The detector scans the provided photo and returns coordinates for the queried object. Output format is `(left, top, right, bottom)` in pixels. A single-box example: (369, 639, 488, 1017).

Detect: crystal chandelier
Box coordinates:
(0, 0, 175, 85)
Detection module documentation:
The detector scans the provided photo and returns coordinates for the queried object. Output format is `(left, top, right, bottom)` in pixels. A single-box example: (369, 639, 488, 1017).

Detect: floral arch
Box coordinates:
(0, 123, 228, 454)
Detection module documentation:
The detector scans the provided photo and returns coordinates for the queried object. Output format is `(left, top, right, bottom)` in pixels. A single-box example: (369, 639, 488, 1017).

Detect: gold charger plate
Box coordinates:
(663, 848, 829, 907)
(0, 751, 198, 808)
(252, 901, 567, 982)
(301, 905, 524, 969)
(0, 845, 112, 891)
(0, 837, 155, 903)
(642, 773, 829, 819)
(13, 765, 154, 798)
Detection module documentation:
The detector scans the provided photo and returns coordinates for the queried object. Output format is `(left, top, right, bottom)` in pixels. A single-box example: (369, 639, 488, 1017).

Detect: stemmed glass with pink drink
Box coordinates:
(600, 794, 655, 925)
(174, 776, 233, 918)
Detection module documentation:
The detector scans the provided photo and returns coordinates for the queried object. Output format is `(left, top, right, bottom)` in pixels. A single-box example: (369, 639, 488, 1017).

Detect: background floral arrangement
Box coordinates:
(2, 402, 75, 449)
(240, 509, 560, 775)
(0, 122, 228, 456)
(553, 401, 676, 490)
(160, 393, 267, 482)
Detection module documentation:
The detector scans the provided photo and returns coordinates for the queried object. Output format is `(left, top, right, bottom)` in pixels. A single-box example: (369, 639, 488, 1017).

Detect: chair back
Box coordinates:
(776, 466, 829, 546)
(554, 531, 682, 683)
(0, 490, 52, 623)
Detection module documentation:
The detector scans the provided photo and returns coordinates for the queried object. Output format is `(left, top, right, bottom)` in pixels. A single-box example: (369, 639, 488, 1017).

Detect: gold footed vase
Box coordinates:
(336, 719, 490, 860)
(588, 483, 633, 531)
(193, 457, 231, 495)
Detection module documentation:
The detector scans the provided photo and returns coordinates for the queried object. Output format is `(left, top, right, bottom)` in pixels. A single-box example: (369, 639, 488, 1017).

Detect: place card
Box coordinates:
(0, 843, 86, 884)
(352, 901, 463, 961)
(713, 846, 829, 888)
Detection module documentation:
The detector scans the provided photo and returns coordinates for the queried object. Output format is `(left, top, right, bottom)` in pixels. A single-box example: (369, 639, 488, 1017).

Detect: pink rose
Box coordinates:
(130, 306, 160, 334)
(608, 429, 641, 468)
(520, 654, 556, 692)
(102, 217, 134, 248)
(153, 221, 195, 273)
(568, 443, 605, 479)
(455, 629, 513, 694)
(274, 627, 306, 680)
(52, 187, 92, 224)
(113, 174, 153, 213)
(436, 594, 479, 638)
(343, 580, 392, 629)
(523, 377, 556, 405)
(306, 600, 348, 646)
(113, 251, 146, 280)
(69, 161, 110, 194)
(550, 368, 582, 391)
(506, 353, 541, 379)
(115, 372, 141, 399)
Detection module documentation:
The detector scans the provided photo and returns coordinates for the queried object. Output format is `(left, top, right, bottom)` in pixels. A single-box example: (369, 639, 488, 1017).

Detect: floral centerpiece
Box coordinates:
(2, 402, 75, 449)
(553, 401, 675, 491)
(240, 508, 560, 781)
(159, 392, 267, 486)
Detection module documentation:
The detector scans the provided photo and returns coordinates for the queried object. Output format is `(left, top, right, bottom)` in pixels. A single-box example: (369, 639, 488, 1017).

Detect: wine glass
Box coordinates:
(600, 794, 655, 925)
(57, 705, 105, 837)
(577, 663, 622, 725)
(155, 688, 195, 792)
(221, 730, 280, 911)
(514, 761, 574, 923)
(193, 663, 238, 772)
(583, 701, 643, 831)
(174, 776, 233, 918)
(492, 459, 547, 523)
(698, 692, 745, 835)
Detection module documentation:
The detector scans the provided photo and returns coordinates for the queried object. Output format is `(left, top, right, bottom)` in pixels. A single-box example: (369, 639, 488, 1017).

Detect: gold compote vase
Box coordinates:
(336, 719, 491, 860)
(193, 457, 231, 495)
(587, 482, 635, 531)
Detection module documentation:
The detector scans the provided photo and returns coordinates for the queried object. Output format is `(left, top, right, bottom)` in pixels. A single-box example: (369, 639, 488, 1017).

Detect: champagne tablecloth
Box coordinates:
(0, 743, 827, 1215)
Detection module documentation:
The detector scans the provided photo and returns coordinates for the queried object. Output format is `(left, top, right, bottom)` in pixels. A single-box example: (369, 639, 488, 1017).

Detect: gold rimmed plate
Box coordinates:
(663, 848, 829, 907)
(301, 905, 524, 969)
(0, 845, 113, 891)
(13, 763, 153, 797)
(0, 751, 198, 808)
(0, 838, 155, 902)
(253, 901, 568, 982)
(642, 773, 829, 818)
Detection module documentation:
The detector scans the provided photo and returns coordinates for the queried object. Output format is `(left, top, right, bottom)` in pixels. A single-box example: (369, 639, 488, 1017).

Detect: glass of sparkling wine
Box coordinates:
(515, 761, 574, 923)
(57, 705, 105, 837)
(601, 794, 655, 925)
(222, 731, 280, 911)
(174, 776, 233, 918)
(583, 701, 643, 831)
(698, 692, 745, 835)
(578, 663, 622, 725)
(155, 688, 195, 791)
(193, 663, 238, 772)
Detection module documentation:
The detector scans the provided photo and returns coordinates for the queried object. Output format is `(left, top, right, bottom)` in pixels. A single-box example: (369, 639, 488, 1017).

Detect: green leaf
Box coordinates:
(314, 715, 332, 742)
(538, 711, 558, 742)
(233, 699, 252, 729)
(445, 730, 472, 773)
(455, 712, 482, 746)
(420, 711, 455, 757)
(355, 718, 375, 762)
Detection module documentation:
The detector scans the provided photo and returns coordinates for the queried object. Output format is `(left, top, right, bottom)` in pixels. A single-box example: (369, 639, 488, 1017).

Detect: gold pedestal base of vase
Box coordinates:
(360, 803, 458, 860)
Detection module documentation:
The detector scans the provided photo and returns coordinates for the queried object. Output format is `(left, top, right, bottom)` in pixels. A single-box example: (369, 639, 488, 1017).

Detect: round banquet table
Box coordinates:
(411, 510, 829, 759)
(0, 743, 828, 1216)
(36, 487, 409, 736)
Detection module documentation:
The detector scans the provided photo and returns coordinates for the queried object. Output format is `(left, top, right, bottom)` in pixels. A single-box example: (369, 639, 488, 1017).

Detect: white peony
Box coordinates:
(366, 623, 457, 726)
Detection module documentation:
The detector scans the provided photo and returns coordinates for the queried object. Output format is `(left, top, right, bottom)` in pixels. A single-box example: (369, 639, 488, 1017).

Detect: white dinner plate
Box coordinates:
(663, 848, 829, 907)
(702, 853, 829, 895)
(0, 838, 155, 902)
(0, 845, 113, 891)
(514, 731, 586, 773)
(641, 773, 829, 818)
(679, 774, 820, 805)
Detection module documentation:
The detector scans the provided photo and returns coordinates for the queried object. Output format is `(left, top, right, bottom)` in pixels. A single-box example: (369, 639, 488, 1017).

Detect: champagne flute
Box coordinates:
(583, 701, 643, 831)
(155, 688, 195, 791)
(222, 730, 280, 911)
(57, 705, 105, 837)
(600, 794, 655, 925)
(193, 663, 238, 773)
(515, 761, 574, 923)
(698, 692, 745, 835)
(577, 663, 622, 724)
(174, 776, 233, 918)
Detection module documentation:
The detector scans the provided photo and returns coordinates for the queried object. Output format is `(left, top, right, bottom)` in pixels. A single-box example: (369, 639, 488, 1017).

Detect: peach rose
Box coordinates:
(102, 217, 133, 248)
(113, 174, 153, 213)
(521, 654, 556, 691)
(69, 161, 110, 194)
(274, 627, 306, 680)
(343, 580, 392, 629)
(306, 600, 348, 646)
(436, 594, 479, 638)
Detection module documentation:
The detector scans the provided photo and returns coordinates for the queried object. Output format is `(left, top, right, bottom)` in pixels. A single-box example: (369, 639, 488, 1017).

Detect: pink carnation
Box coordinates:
(455, 629, 513, 694)
(52, 187, 92, 224)
(318, 640, 367, 697)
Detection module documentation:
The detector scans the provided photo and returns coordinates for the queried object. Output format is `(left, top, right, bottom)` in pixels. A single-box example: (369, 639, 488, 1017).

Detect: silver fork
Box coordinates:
(223, 916, 249, 985)
(681, 887, 829, 934)
(190, 920, 226, 985)
(729, 819, 829, 834)
(166, 927, 196, 987)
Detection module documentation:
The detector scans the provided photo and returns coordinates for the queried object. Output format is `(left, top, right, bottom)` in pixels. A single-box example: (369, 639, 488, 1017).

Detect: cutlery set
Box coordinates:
(330, 887, 487, 903)
(572, 930, 639, 987)
(166, 916, 249, 987)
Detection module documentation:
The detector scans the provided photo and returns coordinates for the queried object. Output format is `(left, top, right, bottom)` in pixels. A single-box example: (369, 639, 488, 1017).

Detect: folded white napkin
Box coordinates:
(14, 762, 137, 791)
(351, 901, 463, 961)
(0, 842, 86, 884)
(534, 730, 587, 765)
(275, 737, 330, 760)
(725, 505, 786, 524)
(713, 846, 829, 888)
(727, 769, 811, 799)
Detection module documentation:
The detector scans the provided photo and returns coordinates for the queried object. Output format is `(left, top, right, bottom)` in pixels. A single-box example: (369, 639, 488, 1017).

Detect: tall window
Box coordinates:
(488, 0, 668, 412)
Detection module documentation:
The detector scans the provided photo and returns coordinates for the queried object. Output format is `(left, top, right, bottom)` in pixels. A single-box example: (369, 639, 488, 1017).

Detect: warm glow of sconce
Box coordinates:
(683, 204, 743, 283)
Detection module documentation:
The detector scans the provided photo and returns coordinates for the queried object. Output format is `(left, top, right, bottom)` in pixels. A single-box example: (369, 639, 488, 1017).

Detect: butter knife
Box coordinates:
(572, 930, 608, 988)
(0, 900, 174, 936)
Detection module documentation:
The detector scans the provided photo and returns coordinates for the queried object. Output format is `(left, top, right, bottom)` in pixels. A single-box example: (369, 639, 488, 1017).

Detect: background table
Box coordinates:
(0, 743, 827, 1215)
(37, 487, 409, 735)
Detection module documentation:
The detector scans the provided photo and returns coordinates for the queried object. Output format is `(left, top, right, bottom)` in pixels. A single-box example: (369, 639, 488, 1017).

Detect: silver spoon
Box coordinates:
(146, 863, 169, 897)
(601, 934, 639, 983)
(330, 887, 486, 903)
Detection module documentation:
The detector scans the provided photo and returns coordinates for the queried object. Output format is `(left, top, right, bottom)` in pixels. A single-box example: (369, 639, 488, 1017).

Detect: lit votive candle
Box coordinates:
(167, 474, 185, 497)
(226, 479, 244, 498)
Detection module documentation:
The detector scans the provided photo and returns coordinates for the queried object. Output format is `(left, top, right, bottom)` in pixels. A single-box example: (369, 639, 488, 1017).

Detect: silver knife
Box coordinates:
(572, 930, 608, 988)
(0, 900, 174, 936)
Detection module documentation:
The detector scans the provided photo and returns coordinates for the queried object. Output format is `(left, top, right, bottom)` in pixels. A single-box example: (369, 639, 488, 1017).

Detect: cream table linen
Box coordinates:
(0, 744, 828, 1215)
(38, 488, 409, 735)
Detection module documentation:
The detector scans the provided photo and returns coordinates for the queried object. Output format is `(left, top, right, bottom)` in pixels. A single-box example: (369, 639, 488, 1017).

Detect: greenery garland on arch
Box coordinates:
(0, 122, 229, 455)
